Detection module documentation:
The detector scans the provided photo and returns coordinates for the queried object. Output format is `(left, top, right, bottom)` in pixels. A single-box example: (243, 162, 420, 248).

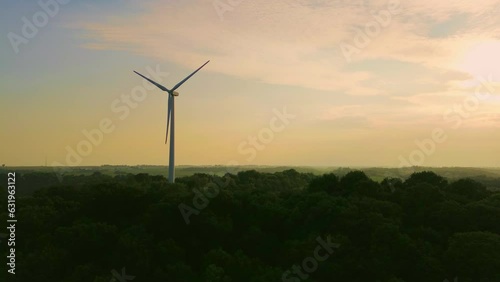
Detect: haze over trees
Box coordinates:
(0, 169, 499, 281)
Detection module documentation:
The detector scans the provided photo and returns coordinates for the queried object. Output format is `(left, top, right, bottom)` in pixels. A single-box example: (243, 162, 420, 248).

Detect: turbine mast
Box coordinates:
(169, 95, 175, 183)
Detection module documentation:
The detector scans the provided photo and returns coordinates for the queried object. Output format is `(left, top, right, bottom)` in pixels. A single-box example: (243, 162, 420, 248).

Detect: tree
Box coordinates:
(445, 231, 500, 281)
(309, 173, 340, 194)
(447, 178, 489, 203)
(405, 171, 448, 189)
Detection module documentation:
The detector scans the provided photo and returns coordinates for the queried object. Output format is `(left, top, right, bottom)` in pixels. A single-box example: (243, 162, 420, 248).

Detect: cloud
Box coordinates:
(73, 0, 500, 127)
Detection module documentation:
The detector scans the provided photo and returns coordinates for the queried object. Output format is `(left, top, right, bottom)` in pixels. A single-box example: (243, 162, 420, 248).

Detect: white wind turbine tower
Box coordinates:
(133, 60, 210, 183)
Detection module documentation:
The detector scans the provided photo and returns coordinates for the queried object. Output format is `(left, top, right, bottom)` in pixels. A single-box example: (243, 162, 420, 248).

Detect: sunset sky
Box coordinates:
(1, 0, 500, 167)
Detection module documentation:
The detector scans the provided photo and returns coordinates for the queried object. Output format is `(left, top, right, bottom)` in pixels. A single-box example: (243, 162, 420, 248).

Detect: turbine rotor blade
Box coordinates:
(133, 71, 170, 92)
(165, 95, 172, 144)
(171, 60, 210, 92)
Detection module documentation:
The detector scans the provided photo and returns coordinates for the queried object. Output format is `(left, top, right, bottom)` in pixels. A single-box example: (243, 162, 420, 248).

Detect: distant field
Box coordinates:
(3, 165, 500, 180)
(3, 165, 499, 196)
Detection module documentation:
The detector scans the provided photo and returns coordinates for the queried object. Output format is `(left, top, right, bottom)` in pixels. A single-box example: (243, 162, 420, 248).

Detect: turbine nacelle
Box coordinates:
(172, 91, 179, 96)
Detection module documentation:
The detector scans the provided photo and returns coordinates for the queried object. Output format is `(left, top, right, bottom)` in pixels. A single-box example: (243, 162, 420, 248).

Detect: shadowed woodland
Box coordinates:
(1, 170, 499, 281)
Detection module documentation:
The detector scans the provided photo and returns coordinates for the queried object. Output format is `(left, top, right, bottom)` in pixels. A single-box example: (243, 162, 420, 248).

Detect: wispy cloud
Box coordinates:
(74, 0, 497, 96)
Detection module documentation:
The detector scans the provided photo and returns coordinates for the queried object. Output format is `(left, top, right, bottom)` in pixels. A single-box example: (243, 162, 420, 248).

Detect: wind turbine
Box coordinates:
(133, 60, 210, 183)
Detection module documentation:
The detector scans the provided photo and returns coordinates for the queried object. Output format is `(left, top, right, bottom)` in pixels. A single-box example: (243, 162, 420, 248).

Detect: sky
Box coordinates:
(1, 0, 500, 167)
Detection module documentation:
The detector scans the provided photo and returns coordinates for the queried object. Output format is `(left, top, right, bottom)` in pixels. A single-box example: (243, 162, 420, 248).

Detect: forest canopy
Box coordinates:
(0, 169, 499, 281)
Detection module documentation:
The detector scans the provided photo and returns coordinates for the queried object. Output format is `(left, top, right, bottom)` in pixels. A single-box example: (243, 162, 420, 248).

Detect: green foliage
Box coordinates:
(309, 173, 339, 194)
(404, 171, 448, 188)
(1, 170, 498, 281)
(446, 178, 489, 203)
(445, 231, 500, 281)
